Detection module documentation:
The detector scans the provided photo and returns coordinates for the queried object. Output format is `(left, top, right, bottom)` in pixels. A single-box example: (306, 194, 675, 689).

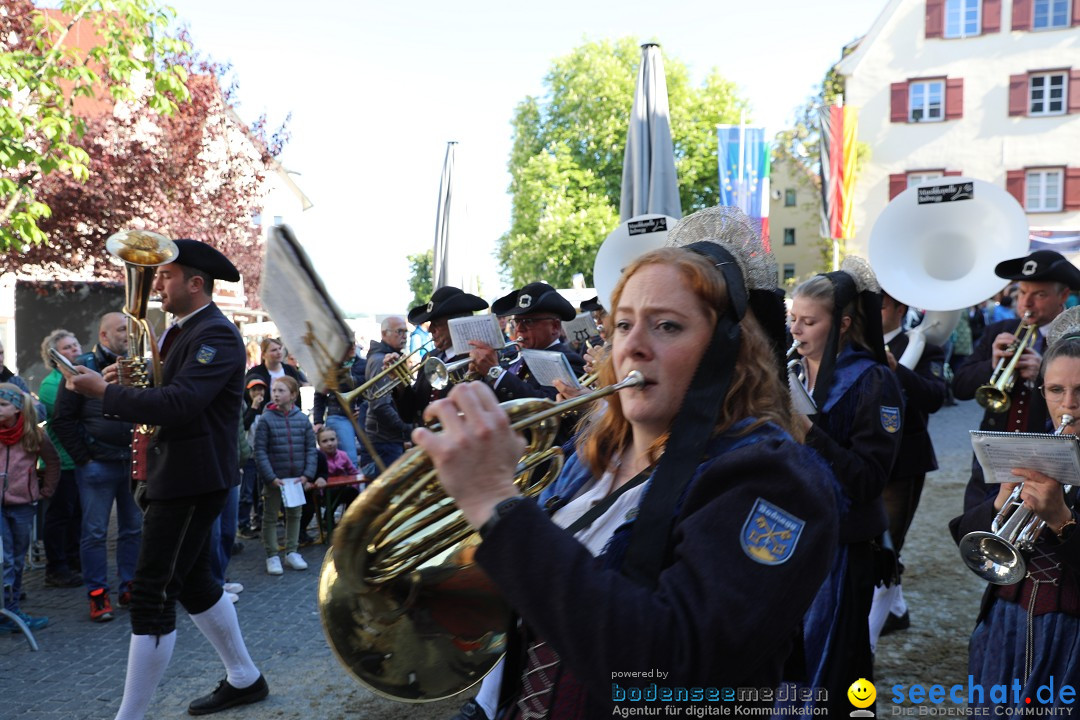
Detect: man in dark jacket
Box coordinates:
(954, 250, 1080, 510)
(360, 315, 412, 477)
(468, 282, 585, 403)
(53, 312, 140, 624)
(65, 238, 267, 718)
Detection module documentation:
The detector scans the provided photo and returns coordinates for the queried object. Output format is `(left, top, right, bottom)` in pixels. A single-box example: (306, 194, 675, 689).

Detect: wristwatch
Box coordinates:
(487, 366, 503, 383)
(479, 496, 524, 540)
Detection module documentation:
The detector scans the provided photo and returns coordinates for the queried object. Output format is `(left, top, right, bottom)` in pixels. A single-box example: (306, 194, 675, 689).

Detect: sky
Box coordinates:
(169, 0, 889, 316)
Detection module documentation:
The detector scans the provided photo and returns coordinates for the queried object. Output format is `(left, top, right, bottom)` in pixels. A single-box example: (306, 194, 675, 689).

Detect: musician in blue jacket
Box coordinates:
(66, 239, 267, 719)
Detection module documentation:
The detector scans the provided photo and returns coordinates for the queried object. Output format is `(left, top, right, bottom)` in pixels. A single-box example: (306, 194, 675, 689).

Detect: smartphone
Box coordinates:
(49, 347, 80, 379)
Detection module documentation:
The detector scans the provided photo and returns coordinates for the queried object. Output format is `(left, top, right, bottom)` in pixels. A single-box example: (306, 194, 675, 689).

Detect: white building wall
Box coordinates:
(837, 0, 1080, 256)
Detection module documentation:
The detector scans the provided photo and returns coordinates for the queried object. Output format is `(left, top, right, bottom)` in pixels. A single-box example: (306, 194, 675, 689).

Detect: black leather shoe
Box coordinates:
(451, 697, 490, 720)
(880, 610, 910, 637)
(188, 675, 268, 716)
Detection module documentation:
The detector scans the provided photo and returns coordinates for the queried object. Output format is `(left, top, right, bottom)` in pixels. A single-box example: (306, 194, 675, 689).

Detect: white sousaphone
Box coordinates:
(593, 213, 679, 313)
(868, 177, 1030, 369)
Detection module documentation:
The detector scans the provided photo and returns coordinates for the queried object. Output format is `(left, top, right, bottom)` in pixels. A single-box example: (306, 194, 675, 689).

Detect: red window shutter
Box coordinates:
(926, 0, 945, 37)
(983, 0, 1002, 32)
(1071, 70, 1080, 114)
(944, 170, 963, 176)
(1012, 0, 1032, 31)
(1009, 74, 1028, 116)
(891, 82, 909, 123)
(945, 78, 964, 119)
(889, 174, 908, 200)
(1074, 0, 1080, 27)
(1006, 170, 1026, 206)
(1065, 168, 1080, 211)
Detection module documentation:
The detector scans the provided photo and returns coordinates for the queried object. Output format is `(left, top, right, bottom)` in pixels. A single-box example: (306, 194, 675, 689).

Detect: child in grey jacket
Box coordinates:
(254, 377, 316, 575)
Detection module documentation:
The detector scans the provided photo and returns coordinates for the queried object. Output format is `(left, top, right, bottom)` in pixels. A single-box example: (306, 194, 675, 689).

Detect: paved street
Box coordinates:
(2, 398, 988, 718)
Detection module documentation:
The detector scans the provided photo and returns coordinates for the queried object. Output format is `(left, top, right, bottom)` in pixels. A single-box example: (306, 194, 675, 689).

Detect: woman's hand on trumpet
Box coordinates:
(1003, 468, 1073, 529)
(412, 381, 524, 529)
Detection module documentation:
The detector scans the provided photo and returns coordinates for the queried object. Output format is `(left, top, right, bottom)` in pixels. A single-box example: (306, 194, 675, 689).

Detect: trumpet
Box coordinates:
(422, 341, 522, 391)
(975, 312, 1038, 412)
(958, 413, 1076, 585)
(786, 339, 817, 415)
(318, 371, 645, 701)
(350, 343, 430, 402)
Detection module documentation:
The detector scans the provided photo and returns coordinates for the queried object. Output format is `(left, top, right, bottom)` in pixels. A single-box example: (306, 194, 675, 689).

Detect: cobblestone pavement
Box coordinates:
(2, 399, 989, 718)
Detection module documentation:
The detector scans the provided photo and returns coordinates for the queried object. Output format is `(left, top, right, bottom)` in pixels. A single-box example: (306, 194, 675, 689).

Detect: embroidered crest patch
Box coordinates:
(196, 345, 217, 364)
(880, 405, 900, 433)
(741, 498, 805, 565)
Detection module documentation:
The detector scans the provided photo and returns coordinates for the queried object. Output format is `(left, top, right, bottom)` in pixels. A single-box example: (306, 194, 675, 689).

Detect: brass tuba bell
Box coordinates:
(106, 230, 178, 430)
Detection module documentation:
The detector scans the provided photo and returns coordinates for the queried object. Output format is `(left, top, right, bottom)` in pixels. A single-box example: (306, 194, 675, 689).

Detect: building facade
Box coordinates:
(835, 0, 1080, 257)
(770, 149, 827, 288)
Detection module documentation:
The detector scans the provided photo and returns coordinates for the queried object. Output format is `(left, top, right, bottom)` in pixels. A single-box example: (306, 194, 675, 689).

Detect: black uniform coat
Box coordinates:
(492, 340, 585, 403)
(887, 331, 947, 477)
(101, 303, 245, 501)
(953, 319, 1052, 510)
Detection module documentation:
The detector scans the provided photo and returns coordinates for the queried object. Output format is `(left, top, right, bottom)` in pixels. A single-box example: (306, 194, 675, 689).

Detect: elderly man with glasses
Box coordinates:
(468, 282, 586, 404)
(360, 316, 414, 478)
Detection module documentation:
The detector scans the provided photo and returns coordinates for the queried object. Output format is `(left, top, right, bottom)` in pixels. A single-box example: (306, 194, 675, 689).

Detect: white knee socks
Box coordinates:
(188, 592, 261, 689)
(114, 631, 177, 720)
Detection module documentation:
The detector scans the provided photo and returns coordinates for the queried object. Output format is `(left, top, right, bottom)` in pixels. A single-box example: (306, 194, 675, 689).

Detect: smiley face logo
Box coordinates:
(847, 678, 876, 709)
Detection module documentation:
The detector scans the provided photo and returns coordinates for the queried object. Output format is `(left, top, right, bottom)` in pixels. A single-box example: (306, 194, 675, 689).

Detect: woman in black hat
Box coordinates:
(419, 208, 839, 719)
(787, 257, 904, 715)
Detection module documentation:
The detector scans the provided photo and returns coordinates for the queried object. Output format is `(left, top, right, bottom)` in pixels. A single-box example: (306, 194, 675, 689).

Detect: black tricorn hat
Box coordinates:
(173, 239, 240, 282)
(408, 286, 488, 325)
(996, 250, 1080, 290)
(491, 282, 576, 321)
(580, 296, 604, 313)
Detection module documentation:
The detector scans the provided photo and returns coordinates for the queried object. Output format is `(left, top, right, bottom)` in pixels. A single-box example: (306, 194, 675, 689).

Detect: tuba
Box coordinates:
(958, 414, 1076, 585)
(318, 371, 645, 701)
(106, 230, 178, 434)
(869, 177, 1029, 368)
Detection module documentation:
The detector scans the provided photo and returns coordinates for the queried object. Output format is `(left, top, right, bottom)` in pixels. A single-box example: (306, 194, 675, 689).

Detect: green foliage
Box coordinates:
(407, 248, 434, 308)
(499, 38, 751, 288)
(0, 0, 191, 252)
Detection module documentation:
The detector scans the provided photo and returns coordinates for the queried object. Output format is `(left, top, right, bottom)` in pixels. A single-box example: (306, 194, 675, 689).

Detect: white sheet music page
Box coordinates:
(520, 349, 581, 389)
(970, 431, 1080, 484)
(562, 314, 598, 348)
(280, 478, 306, 508)
(449, 314, 505, 357)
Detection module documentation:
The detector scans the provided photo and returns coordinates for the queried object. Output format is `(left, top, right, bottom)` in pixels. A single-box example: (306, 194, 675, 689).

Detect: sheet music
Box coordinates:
(280, 477, 306, 508)
(520, 349, 580, 389)
(970, 431, 1080, 484)
(562, 314, 598, 349)
(449, 314, 505, 357)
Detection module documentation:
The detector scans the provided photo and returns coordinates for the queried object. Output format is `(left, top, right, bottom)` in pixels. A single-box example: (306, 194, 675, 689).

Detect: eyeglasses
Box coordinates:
(393, 329, 409, 336)
(516, 316, 558, 329)
(1040, 385, 1080, 402)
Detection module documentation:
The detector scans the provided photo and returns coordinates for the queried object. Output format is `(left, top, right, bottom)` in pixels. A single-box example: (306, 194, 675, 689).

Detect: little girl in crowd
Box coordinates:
(0, 383, 60, 631)
(298, 428, 361, 543)
(254, 376, 316, 576)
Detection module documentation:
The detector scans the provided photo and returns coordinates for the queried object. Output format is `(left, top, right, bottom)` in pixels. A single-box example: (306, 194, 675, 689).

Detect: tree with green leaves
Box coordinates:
(0, 0, 190, 252)
(407, 248, 433, 308)
(498, 37, 751, 289)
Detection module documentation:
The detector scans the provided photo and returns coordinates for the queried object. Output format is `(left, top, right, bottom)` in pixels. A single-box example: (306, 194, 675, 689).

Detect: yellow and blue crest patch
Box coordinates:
(741, 498, 805, 565)
(196, 345, 217, 365)
(880, 405, 900, 434)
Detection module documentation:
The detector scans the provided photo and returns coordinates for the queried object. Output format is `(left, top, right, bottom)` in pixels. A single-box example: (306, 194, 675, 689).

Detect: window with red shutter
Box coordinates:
(1009, 74, 1029, 116)
(1074, 0, 1080, 26)
(891, 82, 909, 123)
(926, 0, 946, 37)
(889, 174, 908, 200)
(984, 0, 1003, 31)
(1070, 70, 1080, 114)
(1065, 168, 1080, 210)
(946, 78, 964, 119)
(1013, 0, 1033, 30)
(1006, 170, 1026, 205)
